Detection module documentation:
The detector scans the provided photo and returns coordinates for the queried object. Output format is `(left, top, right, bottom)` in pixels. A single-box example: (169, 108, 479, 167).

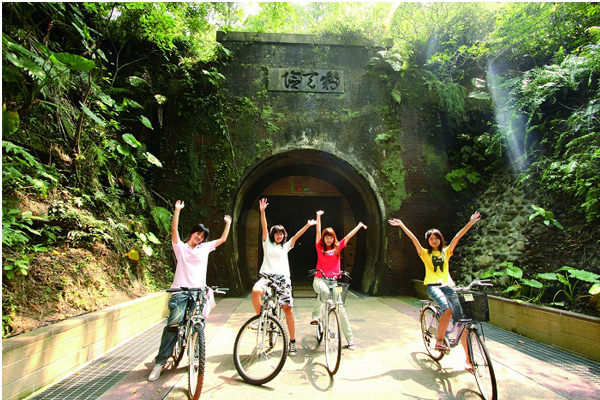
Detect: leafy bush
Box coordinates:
(481, 262, 600, 308)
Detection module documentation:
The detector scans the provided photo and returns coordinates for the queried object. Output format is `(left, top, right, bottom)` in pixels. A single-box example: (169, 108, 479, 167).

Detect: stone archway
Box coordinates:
(232, 149, 385, 294)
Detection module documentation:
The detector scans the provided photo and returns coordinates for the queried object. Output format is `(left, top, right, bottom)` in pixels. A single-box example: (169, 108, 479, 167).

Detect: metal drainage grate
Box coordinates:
(28, 321, 165, 400)
(481, 322, 600, 386)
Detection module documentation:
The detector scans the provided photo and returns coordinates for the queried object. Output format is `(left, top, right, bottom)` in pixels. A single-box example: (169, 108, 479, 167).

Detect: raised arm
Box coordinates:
(315, 210, 324, 244)
(171, 200, 185, 243)
(447, 211, 481, 255)
(259, 198, 268, 242)
(388, 218, 423, 256)
(342, 221, 367, 244)
(214, 215, 232, 248)
(290, 218, 317, 247)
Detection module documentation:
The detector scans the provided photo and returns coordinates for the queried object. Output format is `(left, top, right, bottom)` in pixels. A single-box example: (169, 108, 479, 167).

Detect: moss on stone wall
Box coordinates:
(380, 150, 409, 211)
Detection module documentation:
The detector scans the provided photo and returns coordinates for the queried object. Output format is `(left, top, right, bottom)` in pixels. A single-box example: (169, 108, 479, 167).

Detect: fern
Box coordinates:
(151, 207, 172, 233)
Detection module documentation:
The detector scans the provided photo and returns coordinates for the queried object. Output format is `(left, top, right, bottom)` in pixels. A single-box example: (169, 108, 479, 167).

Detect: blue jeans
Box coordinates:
(426, 285, 462, 321)
(154, 293, 195, 364)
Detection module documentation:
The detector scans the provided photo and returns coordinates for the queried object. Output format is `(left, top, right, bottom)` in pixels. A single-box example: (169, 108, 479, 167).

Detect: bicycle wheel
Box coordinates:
(172, 326, 186, 368)
(468, 328, 497, 400)
(233, 314, 289, 385)
(420, 306, 445, 361)
(188, 324, 205, 400)
(325, 309, 342, 375)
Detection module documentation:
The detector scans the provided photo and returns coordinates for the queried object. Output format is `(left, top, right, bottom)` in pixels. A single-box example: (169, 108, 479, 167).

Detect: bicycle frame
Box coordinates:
(309, 269, 347, 375)
(421, 299, 476, 350)
(419, 280, 497, 400)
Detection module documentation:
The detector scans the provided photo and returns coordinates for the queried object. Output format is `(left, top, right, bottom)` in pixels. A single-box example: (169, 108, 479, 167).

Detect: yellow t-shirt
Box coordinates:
(420, 247, 454, 286)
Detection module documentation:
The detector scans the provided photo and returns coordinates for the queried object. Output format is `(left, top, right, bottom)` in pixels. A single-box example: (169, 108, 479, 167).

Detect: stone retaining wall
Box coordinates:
(1, 292, 169, 400)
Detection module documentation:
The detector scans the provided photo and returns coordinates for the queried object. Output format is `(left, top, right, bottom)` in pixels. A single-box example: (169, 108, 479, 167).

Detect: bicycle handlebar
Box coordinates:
(308, 269, 352, 280)
(456, 279, 493, 292)
(167, 286, 229, 295)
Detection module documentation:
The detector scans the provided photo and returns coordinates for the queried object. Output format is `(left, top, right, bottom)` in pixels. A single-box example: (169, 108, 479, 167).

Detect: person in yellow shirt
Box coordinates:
(389, 211, 481, 371)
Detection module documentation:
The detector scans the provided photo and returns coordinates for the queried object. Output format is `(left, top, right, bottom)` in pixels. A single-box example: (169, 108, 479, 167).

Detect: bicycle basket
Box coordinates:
(335, 283, 350, 304)
(458, 291, 489, 322)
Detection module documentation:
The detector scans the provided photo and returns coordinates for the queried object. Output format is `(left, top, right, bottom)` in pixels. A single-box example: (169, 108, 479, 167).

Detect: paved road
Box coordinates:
(86, 295, 599, 400)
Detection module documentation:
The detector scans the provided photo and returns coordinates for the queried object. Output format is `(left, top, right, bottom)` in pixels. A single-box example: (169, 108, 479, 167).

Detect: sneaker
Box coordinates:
(347, 340, 356, 350)
(289, 341, 297, 357)
(148, 363, 165, 381)
(249, 321, 259, 330)
(310, 318, 319, 325)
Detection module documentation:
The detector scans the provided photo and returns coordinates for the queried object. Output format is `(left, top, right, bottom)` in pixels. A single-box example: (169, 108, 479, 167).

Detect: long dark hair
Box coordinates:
(269, 225, 288, 246)
(319, 227, 339, 254)
(424, 229, 445, 253)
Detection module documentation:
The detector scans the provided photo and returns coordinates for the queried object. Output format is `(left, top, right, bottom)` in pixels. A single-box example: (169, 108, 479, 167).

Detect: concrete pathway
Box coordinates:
(28, 295, 600, 400)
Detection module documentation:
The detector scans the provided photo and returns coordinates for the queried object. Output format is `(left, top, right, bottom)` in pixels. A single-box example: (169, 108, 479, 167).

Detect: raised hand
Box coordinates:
(175, 200, 185, 210)
(316, 210, 324, 216)
(388, 218, 403, 227)
(307, 219, 317, 226)
(470, 211, 481, 224)
(224, 215, 232, 224)
(259, 198, 268, 212)
(358, 222, 367, 230)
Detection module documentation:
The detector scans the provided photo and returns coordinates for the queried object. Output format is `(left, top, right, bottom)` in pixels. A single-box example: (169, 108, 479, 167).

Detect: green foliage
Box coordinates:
(515, 44, 600, 222)
(379, 146, 409, 211)
(542, 267, 600, 307)
(529, 204, 564, 229)
(445, 166, 481, 192)
(481, 262, 600, 306)
(490, 3, 599, 70)
(481, 262, 534, 299)
(2, 104, 19, 135)
(151, 207, 172, 233)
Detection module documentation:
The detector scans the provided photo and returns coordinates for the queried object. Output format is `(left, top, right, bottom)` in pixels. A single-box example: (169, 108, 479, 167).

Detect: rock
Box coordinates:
(478, 255, 494, 268)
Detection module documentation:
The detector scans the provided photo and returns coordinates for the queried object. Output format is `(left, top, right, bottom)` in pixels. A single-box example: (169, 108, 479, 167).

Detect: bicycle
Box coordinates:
(420, 279, 497, 400)
(309, 269, 351, 375)
(233, 274, 290, 385)
(167, 286, 227, 400)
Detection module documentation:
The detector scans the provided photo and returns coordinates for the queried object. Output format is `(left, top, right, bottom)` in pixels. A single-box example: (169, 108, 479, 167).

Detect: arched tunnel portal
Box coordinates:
(232, 149, 384, 294)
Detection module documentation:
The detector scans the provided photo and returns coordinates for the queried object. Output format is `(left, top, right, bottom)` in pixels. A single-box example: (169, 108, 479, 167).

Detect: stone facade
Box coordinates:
(214, 32, 455, 295)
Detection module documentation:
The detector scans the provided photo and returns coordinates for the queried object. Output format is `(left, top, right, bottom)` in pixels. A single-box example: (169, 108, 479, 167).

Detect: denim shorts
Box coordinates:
(426, 285, 463, 319)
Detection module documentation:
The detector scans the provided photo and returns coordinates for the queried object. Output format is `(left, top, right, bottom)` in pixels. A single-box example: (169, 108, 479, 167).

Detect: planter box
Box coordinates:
(2, 292, 170, 400)
(412, 279, 600, 362)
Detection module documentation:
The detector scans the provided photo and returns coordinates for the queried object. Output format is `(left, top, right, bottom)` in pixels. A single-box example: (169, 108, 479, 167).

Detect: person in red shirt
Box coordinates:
(310, 210, 367, 350)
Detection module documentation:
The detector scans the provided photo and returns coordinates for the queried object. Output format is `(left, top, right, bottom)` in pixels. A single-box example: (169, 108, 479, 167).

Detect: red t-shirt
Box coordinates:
(315, 238, 347, 278)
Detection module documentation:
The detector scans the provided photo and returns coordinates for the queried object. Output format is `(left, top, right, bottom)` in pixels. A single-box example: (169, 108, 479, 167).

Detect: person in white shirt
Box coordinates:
(148, 200, 231, 381)
(251, 198, 316, 357)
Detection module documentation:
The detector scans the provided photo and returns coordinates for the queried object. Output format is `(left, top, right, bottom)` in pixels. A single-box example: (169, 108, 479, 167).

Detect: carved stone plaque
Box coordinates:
(268, 68, 344, 93)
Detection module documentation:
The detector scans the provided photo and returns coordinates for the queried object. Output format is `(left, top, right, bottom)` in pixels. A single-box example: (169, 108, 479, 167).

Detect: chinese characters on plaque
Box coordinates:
(268, 68, 344, 93)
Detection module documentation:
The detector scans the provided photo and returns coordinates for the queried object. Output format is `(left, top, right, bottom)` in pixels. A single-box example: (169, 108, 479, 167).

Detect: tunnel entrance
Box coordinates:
(264, 195, 343, 284)
(233, 149, 384, 294)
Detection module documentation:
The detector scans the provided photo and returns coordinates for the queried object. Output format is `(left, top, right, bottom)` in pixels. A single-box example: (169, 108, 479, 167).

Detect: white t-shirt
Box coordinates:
(259, 237, 294, 277)
(170, 239, 217, 289)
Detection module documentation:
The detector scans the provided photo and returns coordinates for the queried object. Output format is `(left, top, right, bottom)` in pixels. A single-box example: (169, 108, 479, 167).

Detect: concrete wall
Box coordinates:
(488, 295, 600, 362)
(2, 292, 169, 400)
